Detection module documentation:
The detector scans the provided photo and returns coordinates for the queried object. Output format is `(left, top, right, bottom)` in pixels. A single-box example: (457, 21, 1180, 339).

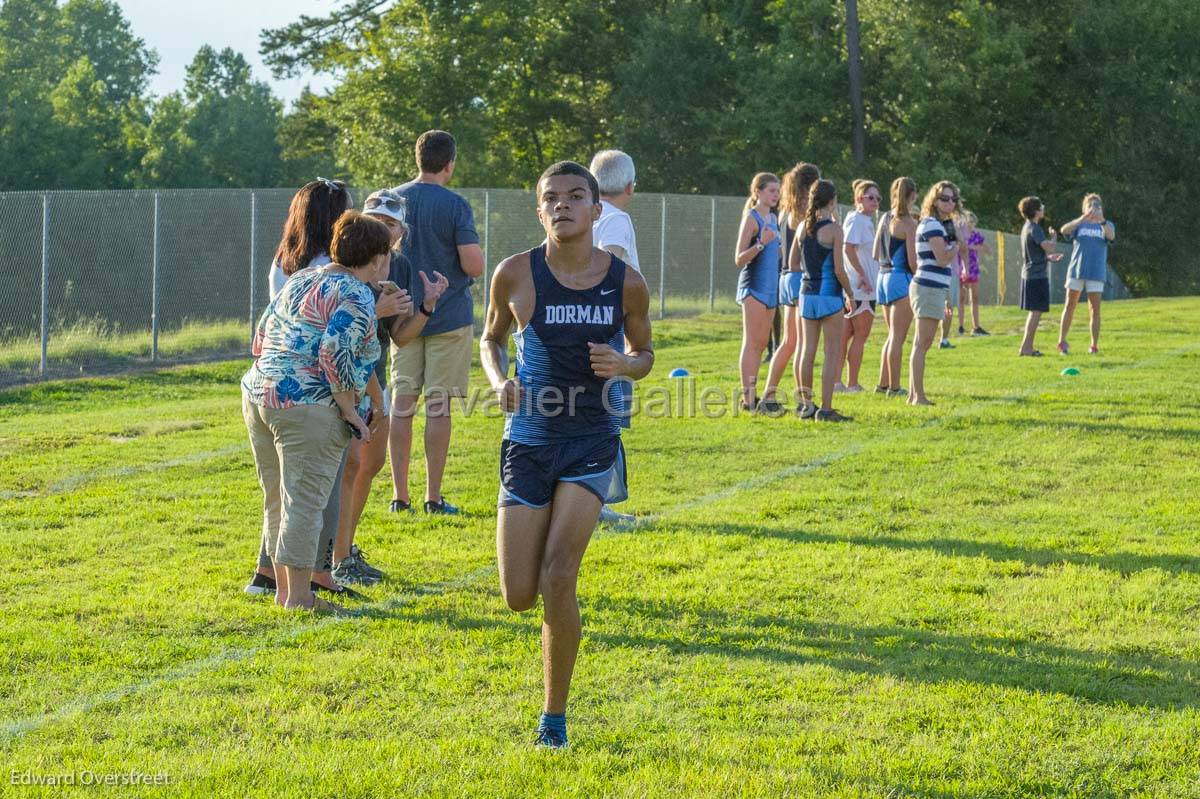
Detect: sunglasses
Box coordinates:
(938, 195, 958, 203)
(316, 176, 343, 191)
(365, 193, 407, 218)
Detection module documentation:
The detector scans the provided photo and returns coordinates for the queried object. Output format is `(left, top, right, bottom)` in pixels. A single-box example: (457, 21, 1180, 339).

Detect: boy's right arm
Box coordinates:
(480, 258, 521, 411)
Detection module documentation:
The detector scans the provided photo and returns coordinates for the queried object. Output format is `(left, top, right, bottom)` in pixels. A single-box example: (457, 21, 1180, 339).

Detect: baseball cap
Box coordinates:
(363, 190, 407, 229)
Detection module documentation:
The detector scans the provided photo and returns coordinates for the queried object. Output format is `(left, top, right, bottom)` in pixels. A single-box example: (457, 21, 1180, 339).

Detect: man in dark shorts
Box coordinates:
(480, 161, 654, 749)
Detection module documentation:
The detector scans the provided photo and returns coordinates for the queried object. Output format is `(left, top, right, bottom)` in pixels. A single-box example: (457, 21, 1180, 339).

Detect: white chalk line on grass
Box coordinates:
(4, 339, 1197, 743)
(0, 444, 245, 501)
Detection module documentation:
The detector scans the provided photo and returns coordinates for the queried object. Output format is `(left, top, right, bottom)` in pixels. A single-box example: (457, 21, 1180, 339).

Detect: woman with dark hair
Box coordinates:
(242, 211, 391, 613)
(733, 172, 781, 411)
(874, 177, 919, 397)
(268, 178, 352, 296)
(761, 162, 820, 414)
(795, 179, 855, 421)
(907, 181, 962, 405)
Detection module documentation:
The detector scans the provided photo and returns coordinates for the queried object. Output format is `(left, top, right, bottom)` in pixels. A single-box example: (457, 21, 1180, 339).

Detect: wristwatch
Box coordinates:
(755, 243, 764, 251)
(418, 303, 432, 317)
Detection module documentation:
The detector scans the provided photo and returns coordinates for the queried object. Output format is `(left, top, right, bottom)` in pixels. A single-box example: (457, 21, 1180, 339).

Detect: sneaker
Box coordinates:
(833, 381, 848, 393)
(874, 385, 889, 394)
(1088, 345, 1099, 354)
(814, 408, 852, 422)
(244, 571, 276, 596)
(332, 554, 381, 587)
(758, 398, 785, 417)
(389, 499, 413, 513)
(957, 325, 965, 335)
(424, 497, 460, 515)
(939, 339, 954, 349)
(1057, 342, 1070, 355)
(311, 580, 366, 600)
(972, 327, 990, 336)
(797, 402, 817, 419)
(739, 398, 758, 413)
(598, 505, 636, 525)
(844, 384, 864, 393)
(886, 387, 908, 398)
(349, 543, 383, 578)
(534, 726, 569, 750)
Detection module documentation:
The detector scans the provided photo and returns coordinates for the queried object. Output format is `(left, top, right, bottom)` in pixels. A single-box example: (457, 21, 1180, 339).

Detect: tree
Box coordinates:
(0, 0, 156, 189)
(134, 46, 285, 188)
(845, 0, 865, 164)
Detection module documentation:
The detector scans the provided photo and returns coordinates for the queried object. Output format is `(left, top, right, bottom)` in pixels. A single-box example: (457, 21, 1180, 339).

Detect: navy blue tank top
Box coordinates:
(800, 219, 838, 296)
(886, 235, 910, 273)
(505, 245, 627, 444)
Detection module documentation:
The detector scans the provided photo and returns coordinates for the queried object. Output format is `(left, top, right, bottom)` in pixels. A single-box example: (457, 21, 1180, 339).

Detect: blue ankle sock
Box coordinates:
(538, 712, 566, 734)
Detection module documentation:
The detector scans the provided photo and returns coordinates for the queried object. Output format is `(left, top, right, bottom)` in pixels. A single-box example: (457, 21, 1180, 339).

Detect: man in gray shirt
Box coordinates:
(388, 130, 485, 515)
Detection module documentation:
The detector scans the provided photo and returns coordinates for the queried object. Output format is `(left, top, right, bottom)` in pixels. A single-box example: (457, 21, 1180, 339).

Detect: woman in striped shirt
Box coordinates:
(907, 181, 962, 405)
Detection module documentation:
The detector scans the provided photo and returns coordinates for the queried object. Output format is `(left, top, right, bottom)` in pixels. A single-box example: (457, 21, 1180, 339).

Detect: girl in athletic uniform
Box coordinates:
(734, 172, 781, 411)
(762, 162, 820, 414)
(874, 177, 919, 397)
(795, 180, 855, 421)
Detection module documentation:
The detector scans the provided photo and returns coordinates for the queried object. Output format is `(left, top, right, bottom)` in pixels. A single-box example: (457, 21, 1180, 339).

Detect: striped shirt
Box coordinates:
(914, 217, 953, 288)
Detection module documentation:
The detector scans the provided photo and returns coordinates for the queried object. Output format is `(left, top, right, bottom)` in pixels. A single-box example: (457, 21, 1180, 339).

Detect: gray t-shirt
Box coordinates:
(395, 181, 480, 336)
(1021, 220, 1048, 280)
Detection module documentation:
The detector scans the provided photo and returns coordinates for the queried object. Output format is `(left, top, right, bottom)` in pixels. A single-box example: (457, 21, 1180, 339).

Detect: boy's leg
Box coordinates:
(540, 481, 603, 714)
(497, 503, 553, 612)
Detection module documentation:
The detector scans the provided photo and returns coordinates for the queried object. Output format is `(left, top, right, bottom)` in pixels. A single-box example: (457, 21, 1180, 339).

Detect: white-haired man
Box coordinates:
(590, 149, 641, 272)
(588, 149, 641, 525)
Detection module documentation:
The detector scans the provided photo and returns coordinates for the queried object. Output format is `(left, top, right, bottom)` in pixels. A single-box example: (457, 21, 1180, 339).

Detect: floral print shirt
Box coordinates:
(241, 266, 379, 413)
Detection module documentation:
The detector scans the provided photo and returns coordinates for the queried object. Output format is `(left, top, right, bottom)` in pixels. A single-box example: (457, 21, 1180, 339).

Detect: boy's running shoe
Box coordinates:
(534, 726, 569, 750)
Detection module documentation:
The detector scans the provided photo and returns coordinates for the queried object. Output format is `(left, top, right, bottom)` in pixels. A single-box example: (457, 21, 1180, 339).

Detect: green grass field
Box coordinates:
(2, 298, 1199, 798)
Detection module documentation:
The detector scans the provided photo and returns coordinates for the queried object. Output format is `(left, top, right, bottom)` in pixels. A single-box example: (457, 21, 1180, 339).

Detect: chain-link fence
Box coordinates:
(0, 188, 1130, 386)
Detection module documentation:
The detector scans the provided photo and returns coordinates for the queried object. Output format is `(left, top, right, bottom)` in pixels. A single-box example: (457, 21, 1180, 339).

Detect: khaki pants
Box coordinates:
(242, 394, 350, 569)
(389, 324, 473, 398)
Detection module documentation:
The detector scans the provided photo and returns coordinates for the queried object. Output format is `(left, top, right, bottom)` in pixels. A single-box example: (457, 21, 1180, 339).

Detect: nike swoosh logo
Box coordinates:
(600, 288, 616, 296)
(586, 462, 599, 468)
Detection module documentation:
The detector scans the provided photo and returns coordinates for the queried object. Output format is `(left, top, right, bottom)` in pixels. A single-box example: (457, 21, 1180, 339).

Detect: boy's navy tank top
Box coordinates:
(505, 245, 627, 445)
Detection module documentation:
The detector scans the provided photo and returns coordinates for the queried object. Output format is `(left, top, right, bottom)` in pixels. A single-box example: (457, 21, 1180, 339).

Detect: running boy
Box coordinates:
(480, 161, 654, 749)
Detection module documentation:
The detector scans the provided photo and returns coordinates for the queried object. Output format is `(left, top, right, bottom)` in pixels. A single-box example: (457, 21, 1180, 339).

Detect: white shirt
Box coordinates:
(594, 200, 640, 272)
(842, 211, 879, 301)
(268, 252, 332, 300)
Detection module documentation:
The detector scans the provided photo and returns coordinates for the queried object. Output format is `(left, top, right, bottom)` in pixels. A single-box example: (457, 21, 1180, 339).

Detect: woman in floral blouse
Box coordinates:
(241, 211, 391, 613)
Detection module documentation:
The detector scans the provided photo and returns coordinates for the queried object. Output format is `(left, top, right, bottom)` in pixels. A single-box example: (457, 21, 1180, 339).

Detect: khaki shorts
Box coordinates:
(389, 324, 473, 398)
(909, 280, 950, 320)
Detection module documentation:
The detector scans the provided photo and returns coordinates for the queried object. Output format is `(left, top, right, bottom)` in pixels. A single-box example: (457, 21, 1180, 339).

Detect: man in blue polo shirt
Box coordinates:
(388, 130, 485, 515)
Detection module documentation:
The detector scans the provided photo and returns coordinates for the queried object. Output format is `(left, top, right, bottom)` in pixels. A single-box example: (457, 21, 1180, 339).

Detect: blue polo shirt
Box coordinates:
(394, 181, 480, 336)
